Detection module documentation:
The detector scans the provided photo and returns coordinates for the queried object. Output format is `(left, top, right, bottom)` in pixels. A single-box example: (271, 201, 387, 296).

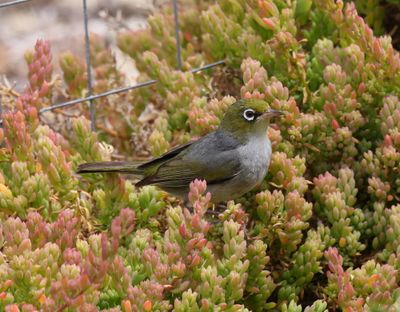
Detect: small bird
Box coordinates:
(77, 99, 283, 203)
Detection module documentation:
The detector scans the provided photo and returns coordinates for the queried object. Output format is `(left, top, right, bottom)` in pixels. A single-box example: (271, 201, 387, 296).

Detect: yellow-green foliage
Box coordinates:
(1, 0, 400, 310)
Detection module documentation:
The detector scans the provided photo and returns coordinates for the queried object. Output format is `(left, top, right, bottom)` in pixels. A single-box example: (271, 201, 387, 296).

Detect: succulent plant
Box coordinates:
(2, 0, 400, 310)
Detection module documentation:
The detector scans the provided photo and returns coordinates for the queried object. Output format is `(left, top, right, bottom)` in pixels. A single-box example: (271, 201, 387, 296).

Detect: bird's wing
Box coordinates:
(136, 141, 195, 174)
(136, 130, 242, 188)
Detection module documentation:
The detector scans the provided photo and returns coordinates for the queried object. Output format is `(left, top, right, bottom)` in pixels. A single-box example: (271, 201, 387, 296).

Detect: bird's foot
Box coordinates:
(182, 203, 227, 224)
(203, 203, 230, 224)
(204, 203, 226, 219)
(215, 203, 227, 212)
(205, 209, 221, 216)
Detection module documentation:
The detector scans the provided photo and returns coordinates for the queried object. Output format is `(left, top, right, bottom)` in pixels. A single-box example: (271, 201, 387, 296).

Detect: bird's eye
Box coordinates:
(243, 109, 256, 121)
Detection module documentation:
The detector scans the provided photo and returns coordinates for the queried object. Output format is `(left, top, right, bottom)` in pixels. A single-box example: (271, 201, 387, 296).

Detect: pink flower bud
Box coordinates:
(143, 300, 152, 311)
(32, 60, 41, 73)
(384, 134, 393, 146)
(38, 81, 49, 97)
(122, 300, 132, 312)
(195, 238, 207, 249)
(332, 119, 340, 130)
(19, 238, 31, 252)
(39, 55, 48, 67)
(201, 299, 210, 310)
(324, 103, 337, 115)
(191, 214, 201, 230)
(38, 68, 46, 81)
(358, 82, 366, 94)
(179, 224, 187, 238)
(3, 280, 12, 290)
(262, 17, 276, 30)
(5, 304, 20, 312)
(101, 233, 109, 260)
(187, 238, 197, 251)
(372, 39, 383, 58)
(29, 74, 38, 87)
(190, 254, 201, 267)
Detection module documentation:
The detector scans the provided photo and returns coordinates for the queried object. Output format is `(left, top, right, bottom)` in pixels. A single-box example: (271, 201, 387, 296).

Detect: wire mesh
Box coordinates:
(82, 0, 95, 131)
(0, 0, 224, 129)
(172, 0, 182, 70)
(0, 0, 31, 9)
(39, 60, 225, 113)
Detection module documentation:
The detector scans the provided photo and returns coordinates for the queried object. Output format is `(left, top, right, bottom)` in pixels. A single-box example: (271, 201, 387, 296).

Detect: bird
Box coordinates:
(76, 98, 284, 203)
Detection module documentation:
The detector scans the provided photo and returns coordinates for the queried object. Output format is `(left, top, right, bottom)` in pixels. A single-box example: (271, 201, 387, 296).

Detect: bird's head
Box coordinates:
(219, 98, 284, 140)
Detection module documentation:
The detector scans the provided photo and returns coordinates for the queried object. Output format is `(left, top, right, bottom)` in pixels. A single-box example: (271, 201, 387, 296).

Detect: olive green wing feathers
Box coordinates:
(136, 141, 194, 174)
(76, 141, 193, 175)
(136, 130, 242, 188)
(136, 155, 241, 188)
(77, 130, 243, 189)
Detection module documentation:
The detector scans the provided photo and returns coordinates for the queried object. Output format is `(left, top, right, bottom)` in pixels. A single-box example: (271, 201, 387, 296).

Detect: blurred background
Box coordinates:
(0, 0, 166, 90)
(0, 0, 399, 91)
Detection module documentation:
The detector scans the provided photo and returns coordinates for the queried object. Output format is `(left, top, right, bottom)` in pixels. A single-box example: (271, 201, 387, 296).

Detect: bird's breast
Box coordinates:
(237, 135, 272, 185)
(208, 135, 271, 203)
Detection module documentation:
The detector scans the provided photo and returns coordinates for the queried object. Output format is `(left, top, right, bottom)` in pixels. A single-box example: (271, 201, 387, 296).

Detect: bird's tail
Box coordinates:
(76, 161, 142, 175)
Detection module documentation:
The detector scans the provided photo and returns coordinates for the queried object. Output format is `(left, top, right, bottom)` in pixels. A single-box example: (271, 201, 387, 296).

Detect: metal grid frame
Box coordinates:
(0, 0, 224, 131)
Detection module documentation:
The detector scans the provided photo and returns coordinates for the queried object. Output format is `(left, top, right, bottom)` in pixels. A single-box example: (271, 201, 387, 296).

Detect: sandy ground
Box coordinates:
(0, 0, 159, 90)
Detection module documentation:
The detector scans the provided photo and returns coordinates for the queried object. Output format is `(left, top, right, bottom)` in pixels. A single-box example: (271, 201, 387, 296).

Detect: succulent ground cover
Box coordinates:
(1, 0, 400, 311)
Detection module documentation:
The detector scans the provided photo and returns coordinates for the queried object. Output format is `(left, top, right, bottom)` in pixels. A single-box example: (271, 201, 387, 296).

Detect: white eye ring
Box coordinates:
(243, 108, 256, 121)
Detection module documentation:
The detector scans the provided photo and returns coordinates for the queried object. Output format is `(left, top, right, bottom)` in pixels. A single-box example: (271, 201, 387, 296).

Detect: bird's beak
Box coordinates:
(262, 109, 285, 118)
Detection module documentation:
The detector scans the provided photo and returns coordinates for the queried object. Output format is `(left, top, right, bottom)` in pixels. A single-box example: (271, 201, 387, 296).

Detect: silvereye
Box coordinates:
(77, 99, 283, 203)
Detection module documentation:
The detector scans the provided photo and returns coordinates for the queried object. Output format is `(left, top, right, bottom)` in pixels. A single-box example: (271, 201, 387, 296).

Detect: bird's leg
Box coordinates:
(202, 204, 221, 225)
(205, 202, 226, 216)
(185, 200, 217, 217)
(204, 203, 226, 219)
(205, 203, 233, 225)
(205, 208, 221, 216)
(183, 199, 194, 214)
(215, 203, 227, 212)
